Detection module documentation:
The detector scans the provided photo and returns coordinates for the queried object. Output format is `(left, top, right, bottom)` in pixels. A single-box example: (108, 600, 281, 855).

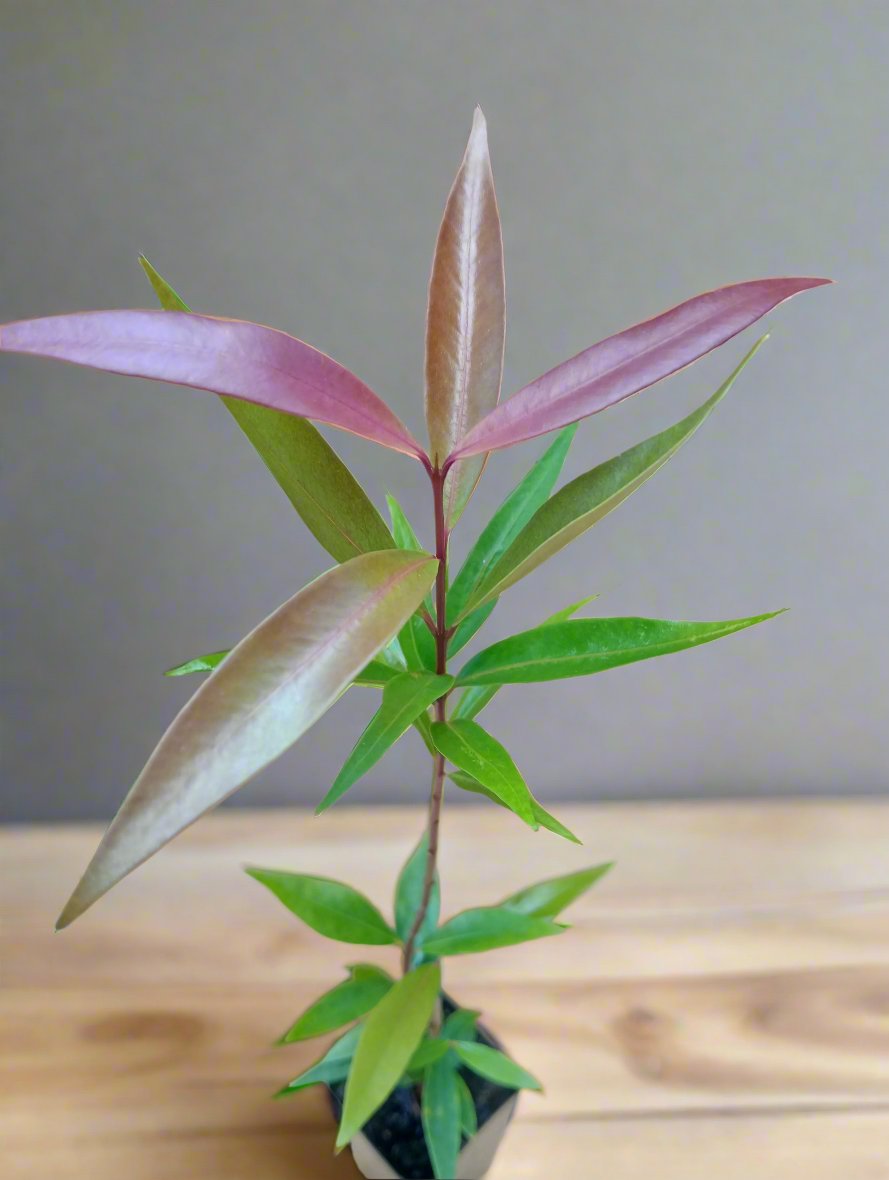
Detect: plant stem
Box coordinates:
(401, 466, 450, 976)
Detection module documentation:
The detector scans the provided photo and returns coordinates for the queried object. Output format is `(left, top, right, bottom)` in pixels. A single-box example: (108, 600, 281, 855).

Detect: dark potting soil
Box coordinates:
(327, 997, 516, 1180)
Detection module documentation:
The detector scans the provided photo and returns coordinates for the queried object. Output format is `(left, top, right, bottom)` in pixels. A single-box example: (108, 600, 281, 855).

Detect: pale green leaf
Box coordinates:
(336, 962, 441, 1147)
(452, 1041, 542, 1091)
(275, 1024, 362, 1096)
(422, 906, 564, 957)
(318, 671, 453, 812)
(499, 864, 613, 919)
(422, 1052, 462, 1179)
(278, 964, 393, 1043)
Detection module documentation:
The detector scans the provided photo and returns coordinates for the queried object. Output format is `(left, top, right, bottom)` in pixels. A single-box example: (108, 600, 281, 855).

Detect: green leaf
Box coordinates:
(278, 965, 393, 1043)
(394, 834, 441, 950)
(412, 708, 437, 755)
(421, 1053, 462, 1179)
(275, 1024, 362, 1096)
(451, 595, 598, 720)
(456, 1073, 478, 1138)
(163, 650, 230, 677)
(441, 1007, 480, 1042)
(58, 550, 438, 930)
(246, 868, 397, 945)
(337, 962, 441, 1148)
(499, 864, 613, 919)
(318, 672, 453, 813)
(408, 1038, 450, 1072)
(448, 770, 580, 844)
(139, 255, 395, 564)
(452, 1041, 542, 1091)
(457, 611, 784, 687)
(422, 905, 564, 957)
(461, 338, 767, 616)
(164, 650, 398, 688)
(448, 425, 576, 625)
(430, 720, 537, 829)
(387, 494, 437, 670)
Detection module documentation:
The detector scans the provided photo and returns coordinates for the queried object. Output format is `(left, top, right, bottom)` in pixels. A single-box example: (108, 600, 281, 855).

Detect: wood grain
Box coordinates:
(2, 801, 889, 1177)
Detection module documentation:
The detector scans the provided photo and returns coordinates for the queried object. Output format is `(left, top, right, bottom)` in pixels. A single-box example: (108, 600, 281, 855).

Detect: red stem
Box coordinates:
(401, 466, 450, 974)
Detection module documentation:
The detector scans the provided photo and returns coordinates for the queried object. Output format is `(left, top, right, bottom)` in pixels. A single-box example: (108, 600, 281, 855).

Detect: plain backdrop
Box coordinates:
(1, 1, 886, 822)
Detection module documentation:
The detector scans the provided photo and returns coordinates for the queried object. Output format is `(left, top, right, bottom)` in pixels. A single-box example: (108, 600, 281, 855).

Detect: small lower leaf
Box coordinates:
(499, 864, 613, 919)
(422, 1053, 462, 1180)
(422, 905, 565, 957)
(246, 868, 397, 946)
(276, 1024, 362, 1096)
(278, 964, 393, 1043)
(394, 834, 441, 950)
(452, 1041, 542, 1091)
(456, 1073, 478, 1138)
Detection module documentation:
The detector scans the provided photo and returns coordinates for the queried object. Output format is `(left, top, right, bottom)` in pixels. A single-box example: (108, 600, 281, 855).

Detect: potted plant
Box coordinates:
(0, 110, 828, 1179)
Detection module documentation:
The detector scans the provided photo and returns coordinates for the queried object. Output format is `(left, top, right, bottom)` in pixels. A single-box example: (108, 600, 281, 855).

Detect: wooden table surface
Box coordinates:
(3, 801, 889, 1178)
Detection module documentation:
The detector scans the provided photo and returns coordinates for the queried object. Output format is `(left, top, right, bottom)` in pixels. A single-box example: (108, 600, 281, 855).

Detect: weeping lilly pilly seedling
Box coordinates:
(1, 108, 830, 1178)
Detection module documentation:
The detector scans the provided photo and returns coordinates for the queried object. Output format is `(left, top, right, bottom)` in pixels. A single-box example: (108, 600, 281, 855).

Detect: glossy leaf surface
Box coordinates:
(140, 256, 394, 561)
(425, 107, 505, 524)
(447, 424, 576, 625)
(317, 671, 453, 813)
(394, 834, 441, 949)
(451, 595, 598, 720)
(337, 962, 441, 1147)
(422, 905, 564, 957)
(422, 1053, 462, 1179)
(430, 719, 536, 828)
(247, 868, 397, 945)
(278, 964, 393, 1043)
(499, 864, 613, 919)
(449, 277, 830, 459)
(448, 769, 580, 843)
(56, 550, 437, 929)
(462, 338, 767, 613)
(0, 309, 426, 459)
(452, 1042, 542, 1091)
(457, 611, 784, 687)
(276, 1024, 362, 1096)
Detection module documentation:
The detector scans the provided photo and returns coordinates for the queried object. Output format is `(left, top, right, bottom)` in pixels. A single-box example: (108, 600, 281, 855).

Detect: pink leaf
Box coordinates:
(448, 277, 831, 460)
(0, 310, 426, 459)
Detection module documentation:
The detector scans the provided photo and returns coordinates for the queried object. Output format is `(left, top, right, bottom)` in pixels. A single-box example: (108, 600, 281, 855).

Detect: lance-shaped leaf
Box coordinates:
(278, 964, 393, 1043)
(422, 905, 565, 957)
(448, 769, 580, 844)
(247, 868, 397, 945)
(56, 549, 437, 929)
(317, 671, 453, 813)
(461, 338, 767, 615)
(276, 1024, 362, 1097)
(140, 256, 394, 562)
(451, 1042, 542, 1091)
(452, 595, 598, 721)
(422, 1053, 462, 1179)
(447, 424, 576, 625)
(441, 1007, 480, 1043)
(499, 864, 613, 919)
(337, 962, 441, 1148)
(387, 494, 437, 670)
(448, 276, 830, 460)
(456, 1074, 478, 1138)
(0, 308, 426, 459)
(425, 107, 505, 524)
(430, 719, 536, 829)
(395, 834, 441, 949)
(457, 611, 784, 688)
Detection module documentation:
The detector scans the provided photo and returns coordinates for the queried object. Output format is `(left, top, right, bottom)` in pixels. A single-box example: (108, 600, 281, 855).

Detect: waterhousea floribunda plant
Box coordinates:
(1, 109, 828, 1178)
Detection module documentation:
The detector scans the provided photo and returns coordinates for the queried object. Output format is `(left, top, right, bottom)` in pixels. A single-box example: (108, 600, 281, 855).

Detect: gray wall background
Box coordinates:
(1, 1, 886, 823)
